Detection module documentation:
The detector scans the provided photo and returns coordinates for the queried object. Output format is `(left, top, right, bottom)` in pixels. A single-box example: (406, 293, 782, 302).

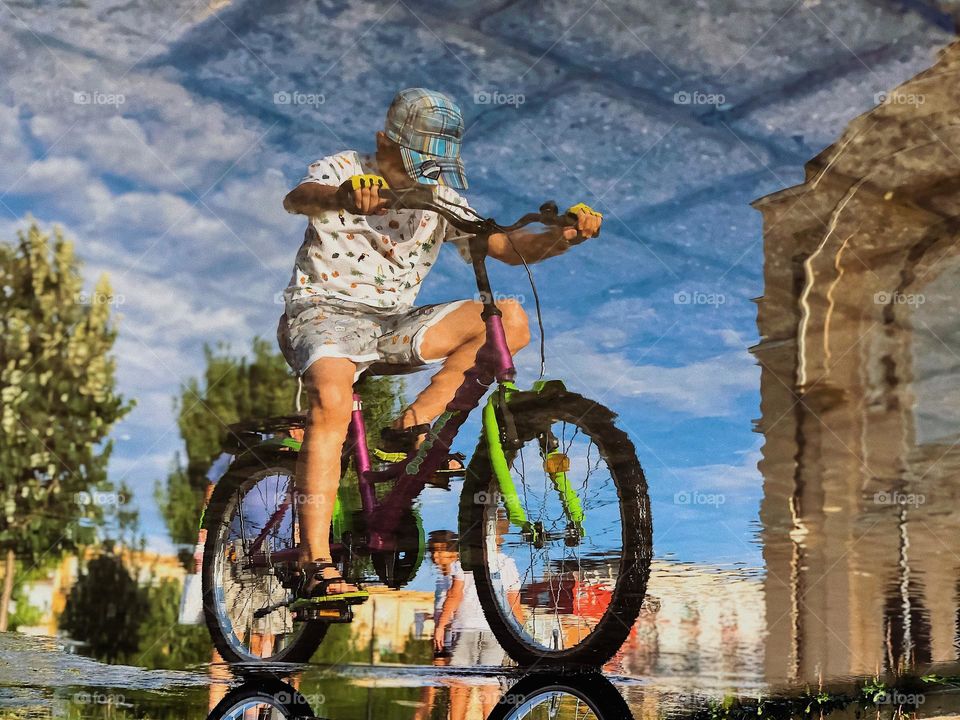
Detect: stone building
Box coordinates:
(752, 40, 960, 684)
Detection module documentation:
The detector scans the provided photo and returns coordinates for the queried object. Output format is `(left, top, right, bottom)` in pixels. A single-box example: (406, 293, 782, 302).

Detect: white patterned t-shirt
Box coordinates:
(283, 150, 474, 316)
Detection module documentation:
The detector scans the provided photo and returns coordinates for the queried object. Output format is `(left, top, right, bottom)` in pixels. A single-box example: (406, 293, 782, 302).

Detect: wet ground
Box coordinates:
(11, 632, 960, 720)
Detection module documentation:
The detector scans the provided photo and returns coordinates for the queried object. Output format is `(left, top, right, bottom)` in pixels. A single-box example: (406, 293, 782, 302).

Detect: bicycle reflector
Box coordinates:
(543, 452, 571, 474)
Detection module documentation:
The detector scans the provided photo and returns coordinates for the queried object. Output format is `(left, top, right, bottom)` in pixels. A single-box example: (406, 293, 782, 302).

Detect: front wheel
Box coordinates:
(460, 390, 652, 667)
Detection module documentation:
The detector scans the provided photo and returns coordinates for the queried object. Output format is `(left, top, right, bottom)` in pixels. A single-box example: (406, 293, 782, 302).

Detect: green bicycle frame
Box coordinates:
(483, 379, 586, 533)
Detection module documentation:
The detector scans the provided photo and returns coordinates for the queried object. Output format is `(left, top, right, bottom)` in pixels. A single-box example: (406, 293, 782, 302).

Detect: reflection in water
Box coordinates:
(752, 39, 960, 685)
(206, 672, 635, 720)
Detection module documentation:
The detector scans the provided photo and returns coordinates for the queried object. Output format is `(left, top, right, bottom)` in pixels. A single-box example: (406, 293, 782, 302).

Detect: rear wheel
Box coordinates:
(208, 678, 314, 719)
(460, 390, 652, 667)
(202, 451, 328, 663)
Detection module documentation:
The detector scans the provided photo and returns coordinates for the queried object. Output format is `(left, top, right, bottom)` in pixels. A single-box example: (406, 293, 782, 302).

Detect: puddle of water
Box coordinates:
(10, 633, 960, 720)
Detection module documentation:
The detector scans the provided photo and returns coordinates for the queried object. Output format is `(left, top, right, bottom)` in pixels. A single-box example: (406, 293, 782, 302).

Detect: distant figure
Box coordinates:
(433, 512, 520, 667)
(427, 529, 459, 658)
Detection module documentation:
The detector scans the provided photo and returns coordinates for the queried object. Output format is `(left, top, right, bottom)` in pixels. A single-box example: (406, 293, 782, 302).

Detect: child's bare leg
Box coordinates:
(395, 299, 530, 430)
(297, 357, 358, 593)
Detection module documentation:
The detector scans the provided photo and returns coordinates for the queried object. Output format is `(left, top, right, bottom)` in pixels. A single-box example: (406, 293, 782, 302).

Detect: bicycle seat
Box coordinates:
(357, 361, 428, 382)
(227, 415, 306, 435)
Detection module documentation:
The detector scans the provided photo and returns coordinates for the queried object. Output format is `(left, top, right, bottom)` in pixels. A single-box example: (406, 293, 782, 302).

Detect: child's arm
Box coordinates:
(284, 176, 390, 216)
(283, 182, 342, 216)
(433, 578, 465, 650)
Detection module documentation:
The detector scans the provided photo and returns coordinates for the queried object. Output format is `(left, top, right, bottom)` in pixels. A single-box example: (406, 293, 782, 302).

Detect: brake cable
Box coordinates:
(427, 193, 548, 380)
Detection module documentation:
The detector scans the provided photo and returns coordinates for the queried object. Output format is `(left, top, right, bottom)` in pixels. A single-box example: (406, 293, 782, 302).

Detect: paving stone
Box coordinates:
(732, 41, 949, 156)
(464, 83, 768, 216)
(162, 0, 564, 149)
(482, 0, 949, 107)
(0, 0, 222, 64)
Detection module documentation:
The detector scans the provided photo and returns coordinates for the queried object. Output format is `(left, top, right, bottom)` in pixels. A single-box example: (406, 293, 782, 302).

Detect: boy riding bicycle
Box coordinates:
(277, 88, 602, 601)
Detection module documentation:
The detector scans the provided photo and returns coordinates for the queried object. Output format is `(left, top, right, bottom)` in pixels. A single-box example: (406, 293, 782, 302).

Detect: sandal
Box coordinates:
(298, 560, 368, 604)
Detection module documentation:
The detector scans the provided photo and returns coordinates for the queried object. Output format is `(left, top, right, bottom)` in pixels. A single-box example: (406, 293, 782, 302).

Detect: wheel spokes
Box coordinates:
(488, 415, 623, 653)
(213, 468, 303, 660)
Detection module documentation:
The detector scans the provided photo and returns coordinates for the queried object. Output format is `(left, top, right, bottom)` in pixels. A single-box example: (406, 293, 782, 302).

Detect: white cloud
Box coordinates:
(522, 332, 758, 417)
(667, 448, 763, 493)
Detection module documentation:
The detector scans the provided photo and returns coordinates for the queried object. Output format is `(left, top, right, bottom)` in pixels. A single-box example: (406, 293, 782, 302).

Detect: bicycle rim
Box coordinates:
(465, 393, 651, 665)
(209, 465, 311, 662)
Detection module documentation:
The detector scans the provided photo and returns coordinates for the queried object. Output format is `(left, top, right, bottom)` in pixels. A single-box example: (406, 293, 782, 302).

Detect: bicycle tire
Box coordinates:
(207, 677, 315, 719)
(460, 390, 652, 667)
(202, 450, 328, 664)
(488, 672, 634, 720)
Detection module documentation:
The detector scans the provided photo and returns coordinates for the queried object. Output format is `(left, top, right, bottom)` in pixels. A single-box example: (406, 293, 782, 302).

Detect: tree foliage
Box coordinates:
(134, 578, 211, 669)
(0, 223, 132, 625)
(60, 552, 145, 663)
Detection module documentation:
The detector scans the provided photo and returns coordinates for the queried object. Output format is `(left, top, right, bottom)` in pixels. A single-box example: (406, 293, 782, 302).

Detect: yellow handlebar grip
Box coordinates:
(349, 174, 389, 191)
(565, 202, 601, 218)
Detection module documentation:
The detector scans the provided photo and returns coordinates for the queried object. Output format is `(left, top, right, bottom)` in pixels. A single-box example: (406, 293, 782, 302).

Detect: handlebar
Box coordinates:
(367, 186, 580, 237)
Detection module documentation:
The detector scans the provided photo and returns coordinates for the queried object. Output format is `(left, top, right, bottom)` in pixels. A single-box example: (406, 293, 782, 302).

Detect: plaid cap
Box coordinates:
(384, 88, 467, 189)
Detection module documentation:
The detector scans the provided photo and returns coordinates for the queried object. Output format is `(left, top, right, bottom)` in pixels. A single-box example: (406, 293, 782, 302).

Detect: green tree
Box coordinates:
(156, 338, 306, 566)
(0, 223, 132, 630)
(134, 578, 210, 669)
(60, 552, 145, 663)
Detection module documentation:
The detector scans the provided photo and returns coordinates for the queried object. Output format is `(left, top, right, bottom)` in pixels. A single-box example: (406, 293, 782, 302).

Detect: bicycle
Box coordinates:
(201, 187, 653, 666)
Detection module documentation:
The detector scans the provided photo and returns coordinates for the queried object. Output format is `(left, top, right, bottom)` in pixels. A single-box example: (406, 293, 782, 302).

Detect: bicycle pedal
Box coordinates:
(291, 599, 356, 623)
(425, 471, 462, 490)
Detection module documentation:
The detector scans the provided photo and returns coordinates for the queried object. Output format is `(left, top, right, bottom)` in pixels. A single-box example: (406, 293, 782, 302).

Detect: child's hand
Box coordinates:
(563, 202, 602, 242)
(339, 174, 390, 215)
(433, 623, 446, 652)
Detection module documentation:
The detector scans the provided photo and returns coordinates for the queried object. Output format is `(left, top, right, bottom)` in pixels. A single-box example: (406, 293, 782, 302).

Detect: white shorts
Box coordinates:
(277, 297, 471, 381)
